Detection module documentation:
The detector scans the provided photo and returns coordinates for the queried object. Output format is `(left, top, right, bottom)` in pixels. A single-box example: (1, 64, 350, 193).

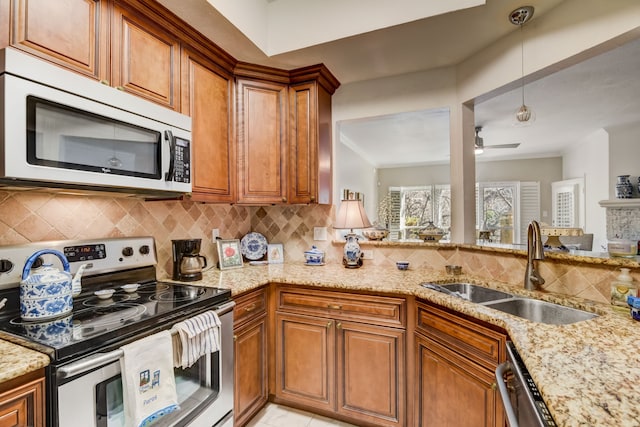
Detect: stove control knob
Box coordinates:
(0, 259, 13, 273)
(122, 247, 134, 257)
(139, 245, 150, 255)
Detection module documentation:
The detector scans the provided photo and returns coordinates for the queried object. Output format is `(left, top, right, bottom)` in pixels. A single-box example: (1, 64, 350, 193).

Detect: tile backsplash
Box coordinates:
(0, 190, 635, 304)
(607, 207, 640, 240)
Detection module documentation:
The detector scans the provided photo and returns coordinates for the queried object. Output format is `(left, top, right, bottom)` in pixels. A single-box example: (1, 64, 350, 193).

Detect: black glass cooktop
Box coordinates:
(0, 281, 231, 362)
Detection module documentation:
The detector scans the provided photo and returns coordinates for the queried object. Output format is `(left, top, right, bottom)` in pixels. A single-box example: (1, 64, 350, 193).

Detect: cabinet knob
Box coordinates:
(116, 86, 125, 91)
(282, 197, 287, 203)
(99, 79, 110, 85)
(327, 304, 342, 310)
(233, 335, 237, 341)
(336, 322, 342, 329)
(326, 321, 332, 329)
(491, 382, 497, 391)
(310, 196, 316, 202)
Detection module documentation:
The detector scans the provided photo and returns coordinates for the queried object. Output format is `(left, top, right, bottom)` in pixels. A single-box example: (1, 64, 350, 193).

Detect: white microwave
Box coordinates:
(0, 47, 191, 196)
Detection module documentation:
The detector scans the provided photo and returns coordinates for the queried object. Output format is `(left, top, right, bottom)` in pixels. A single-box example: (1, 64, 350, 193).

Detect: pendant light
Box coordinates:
(510, 6, 535, 124)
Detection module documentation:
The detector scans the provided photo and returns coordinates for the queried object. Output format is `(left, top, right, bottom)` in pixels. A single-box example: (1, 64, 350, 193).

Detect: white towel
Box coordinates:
(120, 330, 179, 427)
(171, 310, 221, 369)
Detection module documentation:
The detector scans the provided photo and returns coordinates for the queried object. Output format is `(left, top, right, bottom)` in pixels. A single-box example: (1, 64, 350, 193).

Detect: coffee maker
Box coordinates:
(172, 239, 207, 281)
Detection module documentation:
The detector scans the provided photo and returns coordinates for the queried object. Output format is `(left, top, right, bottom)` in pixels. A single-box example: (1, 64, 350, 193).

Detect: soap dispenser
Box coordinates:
(611, 268, 636, 308)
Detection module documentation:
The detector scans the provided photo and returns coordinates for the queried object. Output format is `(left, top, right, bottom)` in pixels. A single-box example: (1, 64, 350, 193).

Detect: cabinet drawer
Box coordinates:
(276, 285, 405, 327)
(234, 287, 267, 326)
(416, 300, 506, 368)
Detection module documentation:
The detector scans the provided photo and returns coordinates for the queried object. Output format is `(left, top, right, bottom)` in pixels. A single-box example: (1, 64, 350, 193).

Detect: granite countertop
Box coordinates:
(0, 338, 49, 383)
(2, 262, 638, 426)
(170, 262, 640, 427)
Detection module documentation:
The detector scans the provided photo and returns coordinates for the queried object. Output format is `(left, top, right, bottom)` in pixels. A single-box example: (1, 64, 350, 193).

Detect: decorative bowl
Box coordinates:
(396, 261, 410, 271)
(304, 246, 325, 265)
(418, 221, 445, 242)
(121, 283, 140, 293)
(363, 229, 389, 241)
(94, 289, 115, 300)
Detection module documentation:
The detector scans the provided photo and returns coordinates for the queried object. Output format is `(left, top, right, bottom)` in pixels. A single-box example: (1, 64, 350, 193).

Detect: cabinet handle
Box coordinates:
(326, 321, 332, 329)
(244, 303, 257, 312)
(99, 79, 110, 85)
(336, 322, 342, 329)
(282, 197, 287, 203)
(233, 335, 237, 342)
(310, 196, 316, 202)
(491, 382, 497, 391)
(327, 304, 342, 310)
(116, 86, 125, 91)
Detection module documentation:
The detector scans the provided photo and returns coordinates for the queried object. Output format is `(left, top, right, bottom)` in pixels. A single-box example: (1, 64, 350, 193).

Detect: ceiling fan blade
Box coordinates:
(484, 143, 521, 149)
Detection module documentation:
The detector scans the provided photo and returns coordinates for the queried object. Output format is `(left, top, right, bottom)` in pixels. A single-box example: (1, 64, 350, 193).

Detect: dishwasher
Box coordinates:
(495, 342, 557, 427)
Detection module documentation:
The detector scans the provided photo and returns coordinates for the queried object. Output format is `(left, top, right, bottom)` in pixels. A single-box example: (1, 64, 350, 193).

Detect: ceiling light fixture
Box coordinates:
(510, 6, 535, 124)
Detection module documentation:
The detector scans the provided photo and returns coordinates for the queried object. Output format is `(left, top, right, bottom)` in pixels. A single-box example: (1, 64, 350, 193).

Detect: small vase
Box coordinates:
(615, 175, 633, 199)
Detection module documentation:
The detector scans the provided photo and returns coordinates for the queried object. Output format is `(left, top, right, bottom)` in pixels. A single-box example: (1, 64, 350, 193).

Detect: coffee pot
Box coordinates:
(172, 239, 207, 281)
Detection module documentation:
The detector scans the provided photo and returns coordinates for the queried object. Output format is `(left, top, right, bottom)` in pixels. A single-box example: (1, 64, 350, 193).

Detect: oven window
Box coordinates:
(96, 352, 220, 427)
(26, 96, 162, 179)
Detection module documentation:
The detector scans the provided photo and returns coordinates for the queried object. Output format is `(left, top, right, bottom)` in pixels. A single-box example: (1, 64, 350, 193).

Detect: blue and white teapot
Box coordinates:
(20, 250, 87, 321)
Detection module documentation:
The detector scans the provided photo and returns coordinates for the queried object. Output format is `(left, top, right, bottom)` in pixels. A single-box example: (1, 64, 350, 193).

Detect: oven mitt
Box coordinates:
(120, 330, 180, 427)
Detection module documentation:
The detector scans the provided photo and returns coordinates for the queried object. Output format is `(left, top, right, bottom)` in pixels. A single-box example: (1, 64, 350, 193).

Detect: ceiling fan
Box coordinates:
(475, 126, 520, 153)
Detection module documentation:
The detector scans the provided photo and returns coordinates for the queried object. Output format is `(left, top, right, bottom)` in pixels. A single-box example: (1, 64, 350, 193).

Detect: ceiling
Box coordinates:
(159, 0, 640, 167)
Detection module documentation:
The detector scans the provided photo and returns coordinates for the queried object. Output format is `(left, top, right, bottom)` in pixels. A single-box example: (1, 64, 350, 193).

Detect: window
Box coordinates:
(389, 185, 450, 240)
(386, 181, 538, 244)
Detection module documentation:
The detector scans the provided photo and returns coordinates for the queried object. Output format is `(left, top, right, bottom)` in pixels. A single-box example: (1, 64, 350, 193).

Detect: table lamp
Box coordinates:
(334, 199, 372, 268)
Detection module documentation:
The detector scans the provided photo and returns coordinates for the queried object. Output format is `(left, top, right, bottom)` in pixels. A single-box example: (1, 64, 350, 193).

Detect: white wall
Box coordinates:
(332, 0, 640, 242)
(563, 129, 609, 251)
(607, 121, 640, 198)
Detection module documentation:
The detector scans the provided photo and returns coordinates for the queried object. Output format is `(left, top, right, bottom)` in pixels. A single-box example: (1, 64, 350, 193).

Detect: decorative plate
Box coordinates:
(240, 232, 268, 260)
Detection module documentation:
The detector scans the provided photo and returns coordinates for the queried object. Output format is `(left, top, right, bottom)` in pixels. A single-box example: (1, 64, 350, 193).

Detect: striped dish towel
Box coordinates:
(171, 310, 221, 368)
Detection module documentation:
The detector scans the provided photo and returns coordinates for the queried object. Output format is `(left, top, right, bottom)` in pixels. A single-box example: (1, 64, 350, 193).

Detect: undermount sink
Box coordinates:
(484, 298, 598, 325)
(422, 282, 514, 303)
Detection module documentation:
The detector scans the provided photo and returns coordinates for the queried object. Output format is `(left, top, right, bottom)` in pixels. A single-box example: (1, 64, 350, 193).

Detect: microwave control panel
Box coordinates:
(173, 137, 191, 183)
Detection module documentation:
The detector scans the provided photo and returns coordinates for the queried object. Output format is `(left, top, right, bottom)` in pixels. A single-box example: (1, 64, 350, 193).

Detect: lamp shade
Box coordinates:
(334, 199, 372, 230)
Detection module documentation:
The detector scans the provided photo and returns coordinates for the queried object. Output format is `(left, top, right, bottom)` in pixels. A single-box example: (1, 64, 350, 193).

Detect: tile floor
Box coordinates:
(245, 403, 358, 427)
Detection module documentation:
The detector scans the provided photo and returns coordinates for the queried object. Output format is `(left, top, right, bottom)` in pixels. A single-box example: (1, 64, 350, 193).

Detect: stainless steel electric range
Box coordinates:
(0, 236, 234, 427)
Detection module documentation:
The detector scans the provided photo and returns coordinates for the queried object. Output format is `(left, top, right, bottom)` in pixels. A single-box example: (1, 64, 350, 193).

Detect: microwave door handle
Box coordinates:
(496, 361, 519, 427)
(164, 130, 175, 182)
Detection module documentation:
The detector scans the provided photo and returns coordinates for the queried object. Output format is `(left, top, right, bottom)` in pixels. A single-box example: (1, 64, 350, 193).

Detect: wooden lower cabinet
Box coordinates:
(336, 321, 405, 426)
(275, 286, 406, 427)
(414, 300, 506, 427)
(0, 370, 45, 427)
(233, 288, 268, 427)
(415, 334, 499, 427)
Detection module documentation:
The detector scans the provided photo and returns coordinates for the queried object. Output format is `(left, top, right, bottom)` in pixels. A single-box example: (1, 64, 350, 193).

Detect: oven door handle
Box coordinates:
(58, 301, 236, 379)
(496, 361, 519, 427)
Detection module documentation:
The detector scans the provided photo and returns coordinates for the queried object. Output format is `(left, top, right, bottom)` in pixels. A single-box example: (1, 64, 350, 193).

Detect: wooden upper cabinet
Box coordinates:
(289, 66, 339, 205)
(236, 78, 288, 204)
(6, 0, 109, 80)
(111, 1, 180, 109)
(181, 48, 236, 202)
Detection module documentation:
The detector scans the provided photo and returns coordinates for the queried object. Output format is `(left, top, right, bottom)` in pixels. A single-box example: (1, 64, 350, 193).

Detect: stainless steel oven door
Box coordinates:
(56, 302, 234, 427)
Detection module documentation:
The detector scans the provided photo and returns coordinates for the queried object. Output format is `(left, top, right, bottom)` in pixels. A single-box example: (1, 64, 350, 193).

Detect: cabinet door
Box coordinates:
(0, 374, 45, 427)
(275, 312, 335, 411)
(415, 334, 500, 427)
(236, 79, 287, 204)
(336, 321, 405, 426)
(181, 48, 236, 202)
(111, 2, 180, 109)
(234, 315, 268, 427)
(7, 0, 109, 80)
(288, 82, 317, 204)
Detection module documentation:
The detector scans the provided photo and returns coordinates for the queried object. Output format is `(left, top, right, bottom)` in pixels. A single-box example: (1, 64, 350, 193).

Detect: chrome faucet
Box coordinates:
(524, 220, 545, 290)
